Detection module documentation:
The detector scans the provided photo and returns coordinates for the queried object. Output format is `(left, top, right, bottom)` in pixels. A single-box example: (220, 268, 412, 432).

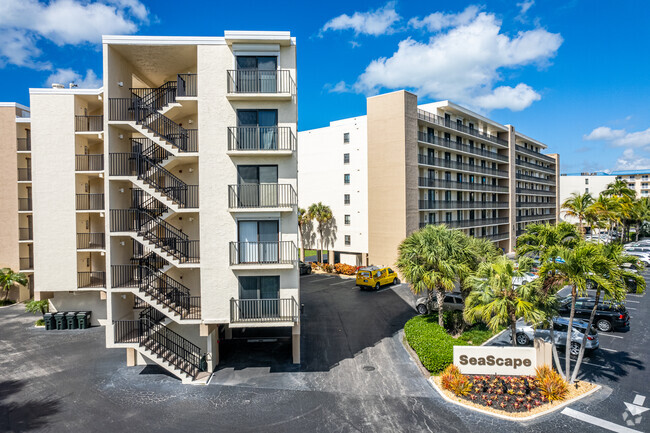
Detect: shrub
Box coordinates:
(320, 263, 334, 273)
(35, 318, 45, 326)
(311, 262, 319, 270)
(535, 365, 568, 402)
(25, 299, 49, 315)
(333, 263, 357, 275)
(404, 315, 459, 374)
(440, 364, 461, 390)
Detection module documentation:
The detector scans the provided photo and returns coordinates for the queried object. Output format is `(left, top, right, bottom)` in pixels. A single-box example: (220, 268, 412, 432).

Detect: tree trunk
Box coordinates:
(636, 222, 640, 241)
(319, 228, 324, 264)
(570, 288, 601, 383)
(578, 217, 583, 237)
(436, 288, 446, 328)
(510, 318, 518, 347)
(565, 285, 577, 382)
(548, 326, 565, 379)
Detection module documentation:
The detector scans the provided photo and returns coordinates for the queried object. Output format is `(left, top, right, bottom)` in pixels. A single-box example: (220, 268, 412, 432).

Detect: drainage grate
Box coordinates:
(363, 365, 376, 371)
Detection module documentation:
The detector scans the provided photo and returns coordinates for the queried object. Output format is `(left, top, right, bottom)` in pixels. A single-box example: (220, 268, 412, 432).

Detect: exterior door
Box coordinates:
(236, 56, 277, 93)
(238, 276, 280, 319)
(237, 165, 278, 208)
(237, 220, 279, 263)
(238, 221, 258, 263)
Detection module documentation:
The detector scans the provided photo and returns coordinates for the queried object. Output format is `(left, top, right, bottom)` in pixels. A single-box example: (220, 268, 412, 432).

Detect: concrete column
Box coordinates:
(328, 249, 335, 264)
(507, 125, 517, 253)
(207, 328, 218, 371)
(224, 325, 232, 340)
(292, 322, 300, 364)
(534, 339, 552, 367)
(126, 348, 136, 367)
(34, 291, 53, 301)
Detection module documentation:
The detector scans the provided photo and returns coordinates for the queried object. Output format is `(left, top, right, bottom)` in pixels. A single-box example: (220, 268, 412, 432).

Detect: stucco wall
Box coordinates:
(0, 107, 20, 272)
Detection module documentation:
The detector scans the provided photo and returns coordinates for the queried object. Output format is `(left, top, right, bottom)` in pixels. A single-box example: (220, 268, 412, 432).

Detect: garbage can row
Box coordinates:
(43, 311, 91, 330)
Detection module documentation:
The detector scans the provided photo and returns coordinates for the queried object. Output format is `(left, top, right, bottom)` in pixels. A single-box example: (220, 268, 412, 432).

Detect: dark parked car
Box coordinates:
(557, 296, 629, 332)
(299, 261, 312, 275)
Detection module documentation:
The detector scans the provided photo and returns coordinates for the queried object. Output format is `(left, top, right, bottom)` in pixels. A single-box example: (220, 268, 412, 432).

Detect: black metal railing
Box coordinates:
(516, 159, 555, 174)
(141, 316, 201, 378)
(227, 126, 296, 152)
(17, 138, 30, 151)
(19, 227, 32, 241)
(417, 132, 508, 162)
(417, 110, 509, 146)
(418, 155, 508, 177)
(418, 177, 508, 193)
(227, 69, 295, 94)
(419, 200, 509, 210)
(229, 241, 297, 265)
(230, 297, 299, 323)
(76, 193, 104, 210)
(516, 173, 555, 185)
(177, 74, 197, 97)
(228, 184, 297, 209)
(17, 168, 31, 181)
(516, 187, 555, 196)
(516, 201, 556, 208)
(18, 198, 32, 211)
(131, 138, 171, 164)
(75, 115, 103, 132)
(77, 233, 105, 249)
(113, 320, 143, 344)
(477, 232, 510, 241)
(77, 271, 106, 288)
(419, 218, 509, 230)
(515, 145, 555, 163)
(19, 257, 33, 270)
(76, 154, 104, 171)
(516, 214, 555, 222)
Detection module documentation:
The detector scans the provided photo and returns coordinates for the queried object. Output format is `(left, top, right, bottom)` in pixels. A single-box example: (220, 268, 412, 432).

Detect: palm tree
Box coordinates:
(459, 236, 501, 301)
(307, 202, 333, 263)
(516, 222, 580, 261)
(0, 268, 28, 302)
(297, 207, 309, 261)
(464, 256, 544, 346)
(561, 192, 594, 235)
(603, 179, 636, 199)
(396, 225, 471, 327)
(632, 197, 650, 241)
(590, 194, 616, 240)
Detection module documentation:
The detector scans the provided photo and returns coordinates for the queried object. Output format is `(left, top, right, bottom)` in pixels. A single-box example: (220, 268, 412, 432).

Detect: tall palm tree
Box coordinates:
(307, 202, 333, 263)
(459, 236, 501, 301)
(603, 179, 636, 199)
(632, 197, 650, 241)
(591, 194, 616, 239)
(464, 256, 543, 346)
(561, 192, 594, 235)
(0, 268, 28, 302)
(297, 207, 309, 261)
(396, 225, 471, 327)
(516, 222, 580, 260)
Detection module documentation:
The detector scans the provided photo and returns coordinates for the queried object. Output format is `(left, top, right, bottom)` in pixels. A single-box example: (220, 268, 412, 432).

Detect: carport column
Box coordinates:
(292, 322, 300, 364)
(126, 348, 136, 367)
(207, 328, 218, 371)
(534, 339, 552, 367)
(328, 249, 335, 264)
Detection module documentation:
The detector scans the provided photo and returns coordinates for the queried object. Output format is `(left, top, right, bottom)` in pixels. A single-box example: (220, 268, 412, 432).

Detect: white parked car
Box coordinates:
(512, 317, 599, 357)
(416, 292, 464, 315)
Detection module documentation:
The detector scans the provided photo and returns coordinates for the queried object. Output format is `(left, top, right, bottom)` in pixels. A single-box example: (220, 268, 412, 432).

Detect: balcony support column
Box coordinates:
(126, 348, 137, 367)
(207, 328, 219, 371)
(292, 322, 300, 365)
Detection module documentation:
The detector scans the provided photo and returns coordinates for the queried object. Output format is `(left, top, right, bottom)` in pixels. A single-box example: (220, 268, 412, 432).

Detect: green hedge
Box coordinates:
(404, 313, 496, 374)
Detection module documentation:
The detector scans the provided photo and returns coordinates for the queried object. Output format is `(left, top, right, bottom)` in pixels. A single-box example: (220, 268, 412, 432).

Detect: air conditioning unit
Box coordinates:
(51, 83, 65, 89)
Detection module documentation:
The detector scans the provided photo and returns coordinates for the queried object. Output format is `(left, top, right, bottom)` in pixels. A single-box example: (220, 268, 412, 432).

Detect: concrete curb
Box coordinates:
(481, 328, 509, 346)
(428, 377, 602, 422)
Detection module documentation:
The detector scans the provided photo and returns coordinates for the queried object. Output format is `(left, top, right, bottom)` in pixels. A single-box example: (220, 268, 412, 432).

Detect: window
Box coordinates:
(643, 175, 648, 180)
(344, 194, 350, 205)
(238, 276, 280, 318)
(344, 215, 350, 225)
(344, 174, 350, 184)
(343, 132, 350, 143)
(585, 188, 589, 193)
(343, 153, 350, 164)
(630, 175, 636, 180)
(585, 178, 589, 185)
(344, 235, 351, 246)
(629, 184, 635, 188)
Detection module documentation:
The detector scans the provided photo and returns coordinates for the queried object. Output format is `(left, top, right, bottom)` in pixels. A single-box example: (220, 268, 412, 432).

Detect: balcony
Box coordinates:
(477, 232, 510, 242)
(418, 177, 508, 193)
(516, 187, 555, 196)
(18, 198, 32, 211)
(227, 126, 295, 154)
(77, 233, 106, 249)
(226, 69, 295, 100)
(17, 168, 31, 182)
(516, 159, 555, 174)
(19, 227, 33, 241)
(418, 132, 508, 162)
(516, 201, 556, 208)
(419, 200, 509, 210)
(17, 138, 31, 151)
(229, 241, 297, 267)
(516, 173, 555, 185)
(76, 193, 104, 211)
(420, 218, 509, 230)
(230, 297, 299, 325)
(515, 145, 555, 163)
(20, 257, 33, 271)
(417, 109, 508, 147)
(418, 155, 508, 178)
(228, 184, 297, 211)
(516, 214, 555, 223)
(76, 154, 104, 172)
(176, 73, 197, 97)
(78, 271, 106, 288)
(75, 115, 103, 132)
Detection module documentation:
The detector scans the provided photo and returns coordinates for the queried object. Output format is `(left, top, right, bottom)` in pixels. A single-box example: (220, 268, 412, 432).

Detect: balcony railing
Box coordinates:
(515, 145, 555, 163)
(20, 257, 33, 270)
(19, 227, 32, 241)
(177, 74, 197, 97)
(516, 187, 555, 196)
(18, 198, 32, 211)
(516, 201, 556, 208)
(477, 232, 510, 241)
(228, 184, 297, 209)
(227, 69, 295, 95)
(76, 154, 104, 171)
(418, 155, 508, 177)
(227, 126, 296, 152)
(419, 200, 509, 210)
(417, 132, 508, 162)
(17, 138, 31, 151)
(516, 214, 555, 223)
(418, 177, 508, 193)
(78, 271, 106, 288)
(113, 320, 143, 344)
(230, 297, 299, 324)
(417, 110, 509, 146)
(516, 173, 555, 185)
(76, 193, 104, 210)
(516, 159, 555, 174)
(77, 233, 105, 249)
(75, 115, 103, 132)
(17, 168, 31, 181)
(229, 241, 297, 266)
(419, 218, 509, 230)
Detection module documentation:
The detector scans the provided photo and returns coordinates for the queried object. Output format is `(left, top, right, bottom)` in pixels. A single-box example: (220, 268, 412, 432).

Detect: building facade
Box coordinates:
(2, 31, 299, 384)
(299, 91, 559, 267)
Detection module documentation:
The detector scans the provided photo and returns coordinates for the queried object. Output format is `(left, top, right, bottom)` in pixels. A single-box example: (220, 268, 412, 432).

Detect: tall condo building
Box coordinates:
(299, 90, 559, 267)
(2, 31, 299, 384)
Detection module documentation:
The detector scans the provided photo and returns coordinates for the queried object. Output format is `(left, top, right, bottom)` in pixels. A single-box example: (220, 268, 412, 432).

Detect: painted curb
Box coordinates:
(428, 377, 602, 422)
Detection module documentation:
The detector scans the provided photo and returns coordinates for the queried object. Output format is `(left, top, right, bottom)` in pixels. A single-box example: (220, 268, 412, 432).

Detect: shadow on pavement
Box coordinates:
(0, 380, 61, 432)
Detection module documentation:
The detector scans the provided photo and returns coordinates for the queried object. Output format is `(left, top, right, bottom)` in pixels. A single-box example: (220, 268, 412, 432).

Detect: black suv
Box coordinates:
(558, 297, 629, 332)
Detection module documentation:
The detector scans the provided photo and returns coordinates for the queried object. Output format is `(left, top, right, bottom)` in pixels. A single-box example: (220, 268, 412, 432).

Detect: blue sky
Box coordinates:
(1, 0, 649, 174)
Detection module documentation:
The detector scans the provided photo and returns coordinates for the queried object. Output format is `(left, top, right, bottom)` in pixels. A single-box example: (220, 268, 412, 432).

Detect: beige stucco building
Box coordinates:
(2, 31, 299, 384)
(299, 91, 560, 267)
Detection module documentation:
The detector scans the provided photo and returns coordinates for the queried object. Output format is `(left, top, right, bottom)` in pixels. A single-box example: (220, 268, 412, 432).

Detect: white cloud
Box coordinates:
(583, 126, 650, 147)
(0, 0, 148, 68)
(326, 81, 352, 93)
(408, 5, 481, 32)
(353, 11, 562, 111)
(46, 68, 102, 88)
(615, 149, 650, 171)
(321, 2, 400, 36)
(517, 0, 535, 15)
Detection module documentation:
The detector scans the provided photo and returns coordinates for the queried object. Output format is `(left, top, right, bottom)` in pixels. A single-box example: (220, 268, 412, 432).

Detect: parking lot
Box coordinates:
(0, 273, 648, 432)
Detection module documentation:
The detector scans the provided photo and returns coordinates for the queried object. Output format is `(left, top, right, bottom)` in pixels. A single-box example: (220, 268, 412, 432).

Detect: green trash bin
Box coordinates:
(54, 312, 67, 330)
(66, 312, 78, 329)
(76, 311, 91, 329)
(43, 313, 55, 330)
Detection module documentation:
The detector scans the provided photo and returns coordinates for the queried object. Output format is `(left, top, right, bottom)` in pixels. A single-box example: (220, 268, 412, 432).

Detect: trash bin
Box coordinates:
(54, 312, 67, 330)
(66, 312, 78, 329)
(76, 311, 91, 329)
(43, 313, 55, 330)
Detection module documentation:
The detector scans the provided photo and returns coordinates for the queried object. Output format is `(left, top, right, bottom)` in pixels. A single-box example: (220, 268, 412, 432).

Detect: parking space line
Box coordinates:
(561, 407, 642, 433)
(598, 333, 624, 339)
(625, 300, 640, 303)
(330, 280, 355, 285)
(601, 348, 617, 353)
(557, 357, 603, 368)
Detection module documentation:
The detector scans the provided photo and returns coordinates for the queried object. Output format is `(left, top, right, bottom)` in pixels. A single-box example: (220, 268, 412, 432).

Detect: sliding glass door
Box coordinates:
(238, 220, 279, 263)
(236, 56, 277, 93)
(238, 276, 280, 319)
(237, 109, 278, 150)
(237, 165, 278, 208)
